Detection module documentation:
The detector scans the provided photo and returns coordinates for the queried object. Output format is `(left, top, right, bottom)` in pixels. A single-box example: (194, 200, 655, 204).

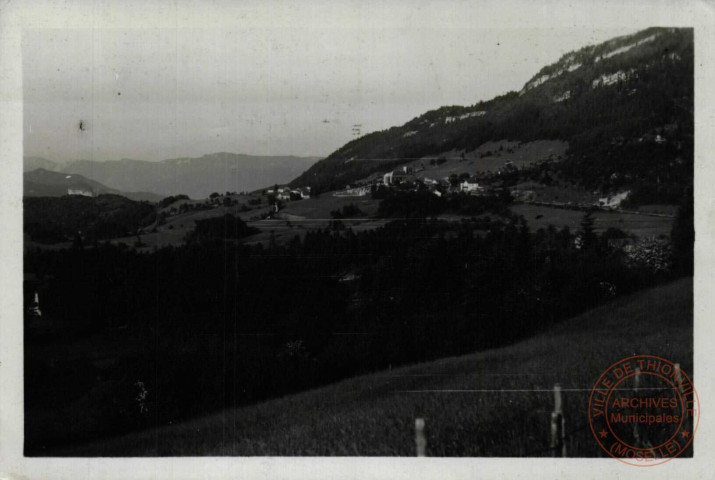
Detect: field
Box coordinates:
(105, 198, 675, 250)
(512, 181, 600, 204)
(406, 140, 568, 179)
(26, 182, 675, 253)
(47, 278, 692, 456)
(280, 195, 381, 219)
(108, 200, 272, 249)
(237, 195, 386, 244)
(512, 203, 675, 238)
(106, 194, 385, 248)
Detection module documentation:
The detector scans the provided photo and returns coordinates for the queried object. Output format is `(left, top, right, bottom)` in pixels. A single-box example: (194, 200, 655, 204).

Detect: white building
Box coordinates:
(460, 180, 481, 193)
(383, 170, 410, 186)
(335, 186, 370, 197)
(67, 188, 94, 197)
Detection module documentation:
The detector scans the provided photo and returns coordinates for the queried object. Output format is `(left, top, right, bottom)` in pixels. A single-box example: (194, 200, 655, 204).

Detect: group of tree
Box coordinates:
(158, 194, 190, 209)
(330, 204, 365, 219)
(183, 214, 258, 244)
(24, 195, 156, 244)
(24, 196, 691, 446)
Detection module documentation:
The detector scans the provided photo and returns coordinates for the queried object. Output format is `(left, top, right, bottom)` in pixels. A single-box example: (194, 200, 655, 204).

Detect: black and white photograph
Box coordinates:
(1, 1, 713, 478)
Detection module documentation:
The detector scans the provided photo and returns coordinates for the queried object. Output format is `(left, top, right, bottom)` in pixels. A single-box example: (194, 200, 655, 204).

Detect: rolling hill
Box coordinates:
(24, 168, 117, 197)
(42, 278, 692, 456)
(290, 27, 693, 206)
(23, 168, 162, 202)
(23, 156, 59, 172)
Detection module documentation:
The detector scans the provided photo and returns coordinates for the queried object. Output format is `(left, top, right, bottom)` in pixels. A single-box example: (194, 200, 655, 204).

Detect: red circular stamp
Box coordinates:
(588, 355, 699, 466)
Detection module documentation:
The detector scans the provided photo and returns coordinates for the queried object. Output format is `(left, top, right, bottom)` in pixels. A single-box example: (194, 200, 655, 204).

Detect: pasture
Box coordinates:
(111, 201, 272, 249)
(512, 204, 675, 238)
(280, 194, 381, 219)
(405, 140, 568, 179)
(110, 197, 675, 251)
(240, 194, 383, 246)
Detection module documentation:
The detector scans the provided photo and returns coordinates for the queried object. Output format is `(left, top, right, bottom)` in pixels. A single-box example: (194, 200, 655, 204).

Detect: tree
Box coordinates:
(578, 209, 597, 251)
(72, 231, 84, 251)
(184, 214, 258, 244)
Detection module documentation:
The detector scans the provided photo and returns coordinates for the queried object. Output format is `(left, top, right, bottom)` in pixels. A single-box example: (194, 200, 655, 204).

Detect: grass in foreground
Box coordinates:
(48, 278, 692, 456)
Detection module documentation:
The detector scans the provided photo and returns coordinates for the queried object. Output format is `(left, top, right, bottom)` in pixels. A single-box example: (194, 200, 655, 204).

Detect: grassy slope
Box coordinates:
(50, 278, 692, 457)
(409, 140, 568, 179)
(113, 195, 386, 249)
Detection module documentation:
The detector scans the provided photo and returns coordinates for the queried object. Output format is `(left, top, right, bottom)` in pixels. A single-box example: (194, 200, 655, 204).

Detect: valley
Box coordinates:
(21, 26, 694, 459)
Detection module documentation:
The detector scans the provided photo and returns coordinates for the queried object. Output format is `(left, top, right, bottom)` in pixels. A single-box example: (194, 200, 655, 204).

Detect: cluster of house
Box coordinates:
(381, 165, 492, 197)
(458, 179, 486, 195)
(329, 164, 494, 198)
(265, 186, 311, 201)
(335, 185, 371, 197)
(382, 166, 415, 186)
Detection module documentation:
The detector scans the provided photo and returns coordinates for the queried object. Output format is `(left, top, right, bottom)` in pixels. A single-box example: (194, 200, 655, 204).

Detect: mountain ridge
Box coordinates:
(289, 27, 693, 206)
(24, 153, 322, 199)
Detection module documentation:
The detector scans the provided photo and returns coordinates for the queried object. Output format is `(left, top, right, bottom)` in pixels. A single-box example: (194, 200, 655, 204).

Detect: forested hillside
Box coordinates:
(291, 27, 693, 205)
(24, 195, 156, 244)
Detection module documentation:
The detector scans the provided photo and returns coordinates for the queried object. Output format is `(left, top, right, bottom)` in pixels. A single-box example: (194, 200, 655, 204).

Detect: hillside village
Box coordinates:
(286, 137, 660, 214)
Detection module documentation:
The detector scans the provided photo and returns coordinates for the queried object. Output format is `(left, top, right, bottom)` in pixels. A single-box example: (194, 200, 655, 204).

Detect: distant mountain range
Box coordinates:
(24, 156, 58, 171)
(291, 27, 693, 205)
(24, 153, 321, 199)
(24, 168, 162, 202)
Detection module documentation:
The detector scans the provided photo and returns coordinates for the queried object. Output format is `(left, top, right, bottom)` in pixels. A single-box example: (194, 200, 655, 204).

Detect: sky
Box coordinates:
(21, 3, 645, 162)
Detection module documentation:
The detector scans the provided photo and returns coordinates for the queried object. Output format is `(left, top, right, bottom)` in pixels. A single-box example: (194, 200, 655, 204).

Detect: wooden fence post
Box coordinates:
(550, 384, 566, 457)
(674, 363, 683, 393)
(632, 366, 642, 447)
(415, 418, 426, 457)
(634, 365, 641, 392)
(674, 363, 689, 439)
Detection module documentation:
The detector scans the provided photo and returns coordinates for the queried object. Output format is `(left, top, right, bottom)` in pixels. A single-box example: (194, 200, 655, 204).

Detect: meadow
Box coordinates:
(412, 140, 568, 178)
(511, 204, 674, 238)
(48, 278, 692, 456)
